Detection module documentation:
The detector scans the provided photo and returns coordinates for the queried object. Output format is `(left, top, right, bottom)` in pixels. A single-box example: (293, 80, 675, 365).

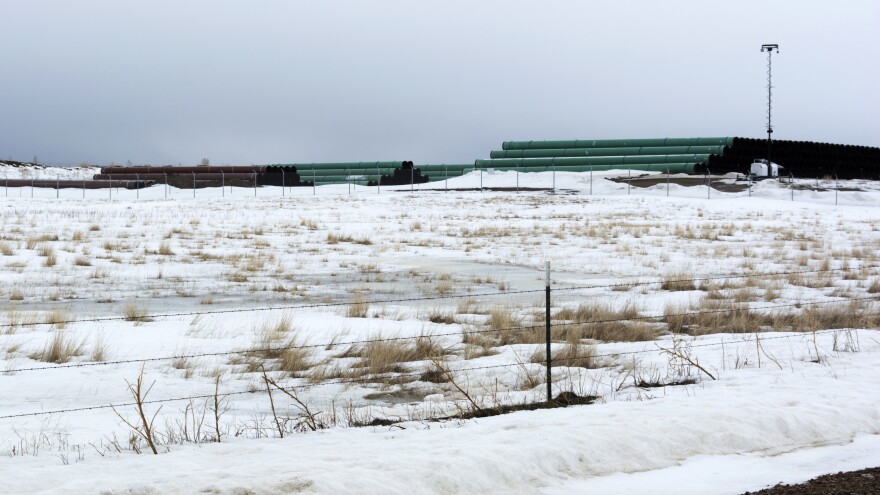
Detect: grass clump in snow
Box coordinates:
(660, 271, 697, 292)
(122, 303, 150, 324)
(30, 330, 83, 363)
(346, 292, 369, 318)
(554, 301, 657, 342)
(341, 334, 448, 376)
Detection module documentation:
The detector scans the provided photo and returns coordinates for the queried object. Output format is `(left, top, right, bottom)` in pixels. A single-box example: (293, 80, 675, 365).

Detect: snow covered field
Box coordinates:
(1, 168, 879, 494)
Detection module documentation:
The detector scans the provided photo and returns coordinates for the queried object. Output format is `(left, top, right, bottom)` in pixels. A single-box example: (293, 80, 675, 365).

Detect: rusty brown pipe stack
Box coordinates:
(5, 179, 153, 189)
(93, 173, 258, 181)
(99, 166, 274, 174)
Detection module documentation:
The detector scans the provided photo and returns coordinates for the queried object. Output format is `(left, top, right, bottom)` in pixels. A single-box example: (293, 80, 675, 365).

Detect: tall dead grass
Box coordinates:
(554, 301, 657, 342)
(665, 298, 878, 335)
(30, 331, 83, 363)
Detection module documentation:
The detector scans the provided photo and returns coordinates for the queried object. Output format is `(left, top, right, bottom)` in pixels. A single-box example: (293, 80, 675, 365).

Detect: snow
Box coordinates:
(1, 167, 879, 493)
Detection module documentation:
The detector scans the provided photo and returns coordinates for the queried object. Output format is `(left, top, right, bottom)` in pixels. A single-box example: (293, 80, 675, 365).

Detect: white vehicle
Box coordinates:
(749, 158, 782, 179)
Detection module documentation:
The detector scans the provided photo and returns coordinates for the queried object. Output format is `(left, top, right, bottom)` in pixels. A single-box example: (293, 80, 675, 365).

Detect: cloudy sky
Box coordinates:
(1, 1, 878, 165)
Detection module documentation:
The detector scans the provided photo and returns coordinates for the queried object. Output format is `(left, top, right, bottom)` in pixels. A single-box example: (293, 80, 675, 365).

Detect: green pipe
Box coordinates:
(489, 145, 726, 159)
(481, 163, 698, 174)
(501, 137, 734, 150)
(476, 154, 709, 168)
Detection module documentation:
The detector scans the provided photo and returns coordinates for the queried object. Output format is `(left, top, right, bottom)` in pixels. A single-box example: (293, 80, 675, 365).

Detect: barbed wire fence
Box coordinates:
(1, 265, 878, 451)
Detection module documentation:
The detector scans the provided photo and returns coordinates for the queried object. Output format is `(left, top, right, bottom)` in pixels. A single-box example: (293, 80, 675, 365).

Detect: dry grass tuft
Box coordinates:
(0, 242, 13, 256)
(122, 303, 150, 324)
(158, 242, 175, 256)
(424, 307, 456, 324)
(342, 334, 448, 375)
(31, 330, 83, 363)
(43, 309, 70, 329)
(660, 272, 697, 292)
(554, 301, 656, 342)
(530, 339, 598, 369)
(868, 279, 880, 294)
(346, 292, 369, 318)
(666, 298, 879, 335)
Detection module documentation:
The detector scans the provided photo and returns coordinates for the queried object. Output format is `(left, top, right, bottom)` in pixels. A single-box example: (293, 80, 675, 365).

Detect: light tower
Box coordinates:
(761, 44, 779, 162)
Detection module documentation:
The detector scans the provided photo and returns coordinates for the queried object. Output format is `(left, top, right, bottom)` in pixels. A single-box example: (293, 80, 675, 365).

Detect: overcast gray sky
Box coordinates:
(1, 1, 878, 165)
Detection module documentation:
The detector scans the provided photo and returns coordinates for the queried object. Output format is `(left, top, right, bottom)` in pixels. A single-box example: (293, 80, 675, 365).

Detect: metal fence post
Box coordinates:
(311, 169, 315, 196)
(444, 164, 448, 192)
(545, 261, 552, 403)
(627, 168, 631, 195)
(706, 169, 711, 199)
(221, 171, 225, 197)
(136, 173, 140, 199)
(281, 169, 285, 197)
(347, 166, 351, 195)
(31, 178, 34, 198)
(164, 172, 168, 199)
(82, 179, 85, 199)
(552, 162, 556, 193)
(790, 172, 794, 201)
(254, 171, 258, 197)
(4, 174, 7, 197)
(834, 174, 838, 205)
(748, 175, 752, 197)
(375, 163, 380, 195)
(193, 172, 197, 198)
(410, 166, 414, 193)
(56, 174, 59, 199)
(590, 166, 592, 195)
(666, 166, 670, 197)
(516, 162, 520, 194)
(480, 168, 483, 192)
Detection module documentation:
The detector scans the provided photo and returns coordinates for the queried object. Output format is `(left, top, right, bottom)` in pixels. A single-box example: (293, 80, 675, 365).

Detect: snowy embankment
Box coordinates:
(5, 332, 880, 494)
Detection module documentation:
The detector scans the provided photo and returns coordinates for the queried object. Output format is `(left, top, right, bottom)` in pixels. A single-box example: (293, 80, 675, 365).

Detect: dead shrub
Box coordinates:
(867, 279, 880, 294)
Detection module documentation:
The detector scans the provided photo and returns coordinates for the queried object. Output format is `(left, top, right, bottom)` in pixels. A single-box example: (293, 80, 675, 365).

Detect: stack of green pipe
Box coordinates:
(490, 145, 725, 159)
(501, 137, 734, 150)
(476, 154, 709, 170)
(478, 163, 699, 174)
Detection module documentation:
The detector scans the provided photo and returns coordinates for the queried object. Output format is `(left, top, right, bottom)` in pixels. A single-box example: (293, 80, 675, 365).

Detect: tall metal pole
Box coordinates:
(761, 44, 779, 162)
